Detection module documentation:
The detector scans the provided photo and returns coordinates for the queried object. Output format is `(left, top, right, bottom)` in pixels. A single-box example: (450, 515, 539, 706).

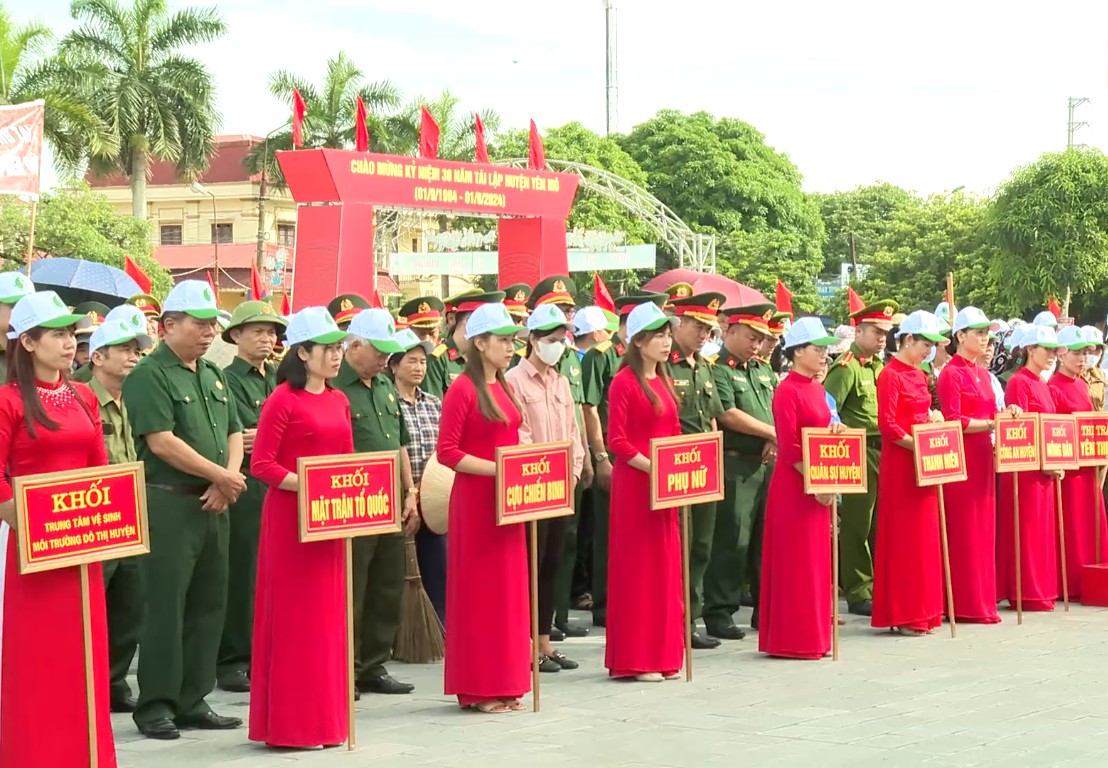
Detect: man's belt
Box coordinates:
(724, 450, 764, 461)
(147, 483, 208, 496)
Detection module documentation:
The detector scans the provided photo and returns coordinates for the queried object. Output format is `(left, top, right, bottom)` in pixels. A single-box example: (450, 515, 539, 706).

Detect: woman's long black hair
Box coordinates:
(276, 341, 331, 389)
(7, 327, 93, 439)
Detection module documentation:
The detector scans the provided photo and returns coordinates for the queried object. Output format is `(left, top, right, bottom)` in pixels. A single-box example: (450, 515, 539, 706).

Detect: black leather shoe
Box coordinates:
(138, 718, 180, 740)
(691, 632, 721, 650)
(706, 624, 747, 641)
(111, 695, 137, 714)
(217, 670, 251, 693)
(848, 600, 873, 617)
(750, 608, 759, 631)
(550, 626, 566, 642)
(555, 622, 589, 638)
(175, 712, 243, 730)
(358, 674, 414, 695)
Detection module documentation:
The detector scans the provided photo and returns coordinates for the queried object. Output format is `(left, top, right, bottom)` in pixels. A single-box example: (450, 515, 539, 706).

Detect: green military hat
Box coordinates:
(768, 311, 793, 336)
(849, 299, 899, 330)
(502, 284, 533, 319)
(669, 292, 726, 328)
(326, 293, 370, 326)
(399, 296, 445, 329)
(221, 299, 289, 344)
(720, 303, 777, 335)
(127, 293, 162, 319)
(73, 301, 112, 337)
(528, 275, 577, 309)
(446, 290, 506, 314)
(614, 292, 667, 319)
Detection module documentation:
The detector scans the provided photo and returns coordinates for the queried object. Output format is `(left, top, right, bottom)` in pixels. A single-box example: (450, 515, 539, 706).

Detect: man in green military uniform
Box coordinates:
(581, 291, 667, 626)
(88, 306, 153, 712)
(339, 307, 420, 695)
(72, 301, 110, 372)
(122, 280, 246, 739)
(822, 298, 897, 616)
(399, 295, 445, 346)
(705, 303, 778, 636)
(0, 273, 34, 370)
(666, 290, 727, 650)
(215, 300, 287, 692)
(422, 290, 505, 398)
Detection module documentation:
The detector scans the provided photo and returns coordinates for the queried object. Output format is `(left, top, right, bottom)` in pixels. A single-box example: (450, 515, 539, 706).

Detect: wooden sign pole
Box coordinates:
(530, 521, 541, 712)
(1013, 473, 1023, 625)
(937, 489, 957, 638)
(80, 563, 98, 768)
(681, 506, 693, 682)
(831, 498, 840, 661)
(1055, 478, 1070, 611)
(345, 539, 356, 751)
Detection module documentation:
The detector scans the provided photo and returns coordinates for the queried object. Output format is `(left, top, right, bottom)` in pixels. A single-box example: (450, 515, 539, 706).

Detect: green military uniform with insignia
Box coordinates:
(215, 301, 286, 688)
(422, 290, 505, 399)
(704, 304, 778, 634)
(122, 282, 243, 729)
(822, 299, 897, 610)
(399, 295, 445, 344)
(665, 291, 727, 636)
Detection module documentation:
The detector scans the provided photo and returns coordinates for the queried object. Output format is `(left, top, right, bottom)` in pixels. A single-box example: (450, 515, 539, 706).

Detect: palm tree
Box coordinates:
(61, 0, 227, 219)
(243, 50, 401, 191)
(0, 5, 115, 178)
(386, 88, 502, 161)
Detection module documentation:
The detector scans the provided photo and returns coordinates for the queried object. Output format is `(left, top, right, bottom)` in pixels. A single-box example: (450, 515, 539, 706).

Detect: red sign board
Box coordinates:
(0, 101, 44, 200)
(298, 452, 402, 542)
(1076, 412, 1108, 467)
(995, 414, 1040, 473)
(13, 462, 149, 575)
(801, 429, 868, 495)
(912, 422, 968, 487)
(277, 149, 579, 218)
(649, 432, 724, 510)
(496, 441, 574, 525)
(1040, 414, 1080, 471)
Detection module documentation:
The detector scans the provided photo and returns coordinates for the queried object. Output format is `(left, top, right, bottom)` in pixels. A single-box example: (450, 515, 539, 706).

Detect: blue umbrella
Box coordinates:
(30, 257, 143, 308)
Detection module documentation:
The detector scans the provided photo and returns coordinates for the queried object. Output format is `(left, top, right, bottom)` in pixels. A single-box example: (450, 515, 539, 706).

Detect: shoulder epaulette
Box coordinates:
(594, 339, 612, 354)
(514, 346, 527, 357)
(705, 354, 718, 365)
(837, 351, 855, 367)
(431, 343, 447, 358)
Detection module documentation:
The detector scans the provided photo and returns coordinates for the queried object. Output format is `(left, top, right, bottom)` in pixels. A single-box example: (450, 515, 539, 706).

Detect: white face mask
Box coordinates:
(1088, 354, 1102, 369)
(701, 340, 722, 358)
(536, 340, 566, 366)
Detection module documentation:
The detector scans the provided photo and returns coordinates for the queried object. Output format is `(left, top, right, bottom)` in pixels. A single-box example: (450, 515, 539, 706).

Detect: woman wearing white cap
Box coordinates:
(436, 303, 529, 713)
(248, 307, 353, 748)
(1048, 326, 1107, 600)
(759, 317, 844, 660)
(0, 292, 117, 766)
(604, 302, 683, 682)
(999, 325, 1063, 612)
(1078, 326, 1105, 411)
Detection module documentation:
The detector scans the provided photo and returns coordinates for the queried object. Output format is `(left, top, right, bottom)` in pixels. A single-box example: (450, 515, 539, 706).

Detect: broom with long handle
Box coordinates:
(393, 533, 444, 663)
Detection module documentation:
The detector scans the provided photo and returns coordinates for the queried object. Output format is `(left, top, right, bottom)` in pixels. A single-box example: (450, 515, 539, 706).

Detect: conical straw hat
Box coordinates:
(419, 451, 454, 535)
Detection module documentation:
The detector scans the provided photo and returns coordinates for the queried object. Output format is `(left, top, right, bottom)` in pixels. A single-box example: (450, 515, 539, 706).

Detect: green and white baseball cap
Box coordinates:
(162, 280, 220, 319)
(783, 316, 837, 349)
(896, 311, 949, 343)
(465, 303, 527, 339)
(348, 308, 405, 353)
(0, 273, 34, 305)
(571, 306, 618, 336)
(527, 303, 575, 333)
(1081, 325, 1105, 347)
(1020, 325, 1061, 349)
(951, 306, 992, 334)
(6, 291, 92, 339)
(1032, 310, 1058, 328)
(626, 301, 678, 340)
(391, 328, 433, 356)
(1056, 325, 1091, 351)
(89, 311, 154, 355)
(284, 306, 350, 346)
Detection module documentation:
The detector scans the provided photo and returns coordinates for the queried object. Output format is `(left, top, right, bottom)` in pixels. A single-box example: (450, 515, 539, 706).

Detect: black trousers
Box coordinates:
(529, 515, 570, 636)
(415, 525, 447, 627)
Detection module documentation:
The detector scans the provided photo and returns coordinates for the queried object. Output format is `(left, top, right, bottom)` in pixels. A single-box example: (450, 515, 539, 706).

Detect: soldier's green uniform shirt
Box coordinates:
(823, 343, 882, 434)
(711, 351, 776, 452)
(582, 335, 625, 430)
(422, 339, 466, 400)
(72, 364, 93, 383)
(90, 377, 137, 463)
(667, 342, 724, 434)
(336, 360, 410, 452)
(222, 358, 276, 446)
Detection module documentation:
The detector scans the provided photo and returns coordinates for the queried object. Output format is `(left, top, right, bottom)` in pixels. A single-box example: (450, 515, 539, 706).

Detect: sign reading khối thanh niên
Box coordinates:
(298, 452, 402, 542)
(912, 422, 967, 487)
(801, 428, 868, 495)
(496, 442, 574, 525)
(650, 432, 724, 510)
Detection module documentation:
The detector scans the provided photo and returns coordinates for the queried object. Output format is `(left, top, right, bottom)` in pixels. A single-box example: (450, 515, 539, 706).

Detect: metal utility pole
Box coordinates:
(604, 0, 618, 135)
(1067, 97, 1090, 149)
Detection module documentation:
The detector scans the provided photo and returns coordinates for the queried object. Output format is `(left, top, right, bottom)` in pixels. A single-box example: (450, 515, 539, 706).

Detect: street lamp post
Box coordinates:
(190, 181, 220, 296)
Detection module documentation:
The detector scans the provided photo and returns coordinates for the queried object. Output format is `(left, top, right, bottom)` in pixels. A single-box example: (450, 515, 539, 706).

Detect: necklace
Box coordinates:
(37, 384, 76, 408)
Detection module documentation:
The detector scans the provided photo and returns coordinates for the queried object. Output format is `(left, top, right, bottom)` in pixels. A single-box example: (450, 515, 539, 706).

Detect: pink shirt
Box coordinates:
(505, 356, 585, 480)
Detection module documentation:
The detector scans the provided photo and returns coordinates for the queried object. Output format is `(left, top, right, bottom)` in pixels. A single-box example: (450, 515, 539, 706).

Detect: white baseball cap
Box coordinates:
(895, 311, 949, 343)
(1033, 310, 1058, 328)
(0, 273, 34, 305)
(1056, 325, 1092, 351)
(626, 302, 678, 340)
(105, 304, 149, 330)
(1081, 325, 1105, 347)
(783, 316, 837, 349)
(89, 311, 154, 356)
(1020, 325, 1061, 349)
(991, 319, 1011, 337)
(162, 280, 220, 319)
(284, 307, 350, 346)
(6, 291, 92, 339)
(348, 308, 405, 353)
(390, 328, 433, 356)
(465, 303, 527, 340)
(951, 306, 992, 334)
(1005, 326, 1025, 350)
(573, 306, 619, 337)
(527, 304, 575, 333)
(934, 301, 952, 326)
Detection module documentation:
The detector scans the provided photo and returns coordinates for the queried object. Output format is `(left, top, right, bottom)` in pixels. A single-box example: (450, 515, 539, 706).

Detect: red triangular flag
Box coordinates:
(775, 280, 793, 314)
(281, 292, 291, 316)
(206, 270, 219, 307)
(1048, 295, 1061, 319)
(355, 95, 369, 152)
(250, 261, 265, 301)
(528, 119, 546, 171)
(593, 272, 615, 313)
(847, 287, 865, 327)
(419, 105, 440, 159)
(291, 88, 306, 148)
(475, 112, 490, 164)
(124, 255, 152, 294)
(369, 289, 384, 309)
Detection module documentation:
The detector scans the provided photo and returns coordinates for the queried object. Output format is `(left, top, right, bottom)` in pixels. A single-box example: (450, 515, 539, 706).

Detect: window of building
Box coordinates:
(160, 225, 183, 245)
(411, 238, 419, 252)
(211, 223, 233, 244)
(277, 224, 296, 246)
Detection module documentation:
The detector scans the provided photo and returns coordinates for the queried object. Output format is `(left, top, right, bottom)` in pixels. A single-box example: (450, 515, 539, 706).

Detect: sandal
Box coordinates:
(547, 651, 579, 670)
(505, 699, 527, 712)
(895, 627, 929, 637)
(635, 672, 664, 683)
(474, 700, 510, 714)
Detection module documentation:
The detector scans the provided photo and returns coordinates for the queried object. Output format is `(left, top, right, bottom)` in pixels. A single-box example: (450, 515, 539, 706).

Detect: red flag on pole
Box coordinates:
(847, 286, 865, 326)
(355, 95, 369, 152)
(281, 292, 291, 316)
(291, 88, 306, 148)
(206, 270, 219, 307)
(369, 290, 384, 309)
(419, 106, 440, 159)
(124, 255, 152, 294)
(593, 272, 615, 313)
(474, 112, 490, 164)
(250, 261, 265, 301)
(0, 102, 44, 199)
(775, 280, 793, 314)
(528, 119, 546, 171)
(1048, 295, 1062, 319)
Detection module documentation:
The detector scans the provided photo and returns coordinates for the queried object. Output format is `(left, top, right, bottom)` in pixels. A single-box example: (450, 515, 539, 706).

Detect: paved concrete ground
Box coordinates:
(114, 603, 1108, 767)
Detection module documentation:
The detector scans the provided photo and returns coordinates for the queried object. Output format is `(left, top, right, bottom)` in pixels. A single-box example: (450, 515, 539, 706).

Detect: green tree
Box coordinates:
(386, 88, 501, 161)
(0, 4, 115, 176)
(244, 50, 402, 190)
(813, 182, 918, 278)
(0, 184, 173, 296)
(62, 0, 227, 220)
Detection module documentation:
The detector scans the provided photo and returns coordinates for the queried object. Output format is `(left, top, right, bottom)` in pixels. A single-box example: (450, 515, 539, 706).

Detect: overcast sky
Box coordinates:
(30, 0, 1108, 197)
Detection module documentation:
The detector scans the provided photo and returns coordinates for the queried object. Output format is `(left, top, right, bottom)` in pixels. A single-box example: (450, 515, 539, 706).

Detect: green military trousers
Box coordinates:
(840, 444, 881, 606)
(554, 481, 584, 627)
(217, 474, 265, 680)
(134, 488, 229, 726)
(351, 531, 406, 684)
(703, 455, 770, 630)
(687, 501, 717, 629)
(103, 556, 143, 702)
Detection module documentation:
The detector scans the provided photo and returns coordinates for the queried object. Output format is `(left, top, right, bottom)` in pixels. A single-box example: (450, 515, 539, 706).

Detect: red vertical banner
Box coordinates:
(847, 287, 865, 325)
(124, 255, 152, 294)
(0, 100, 44, 200)
(593, 272, 616, 313)
(292, 88, 307, 148)
(355, 95, 370, 153)
(474, 112, 490, 164)
(528, 119, 546, 171)
(419, 106, 440, 159)
(775, 280, 793, 314)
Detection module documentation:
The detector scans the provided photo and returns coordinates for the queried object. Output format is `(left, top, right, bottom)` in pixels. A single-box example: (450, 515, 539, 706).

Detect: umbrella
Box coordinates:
(30, 257, 143, 308)
(641, 269, 768, 309)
